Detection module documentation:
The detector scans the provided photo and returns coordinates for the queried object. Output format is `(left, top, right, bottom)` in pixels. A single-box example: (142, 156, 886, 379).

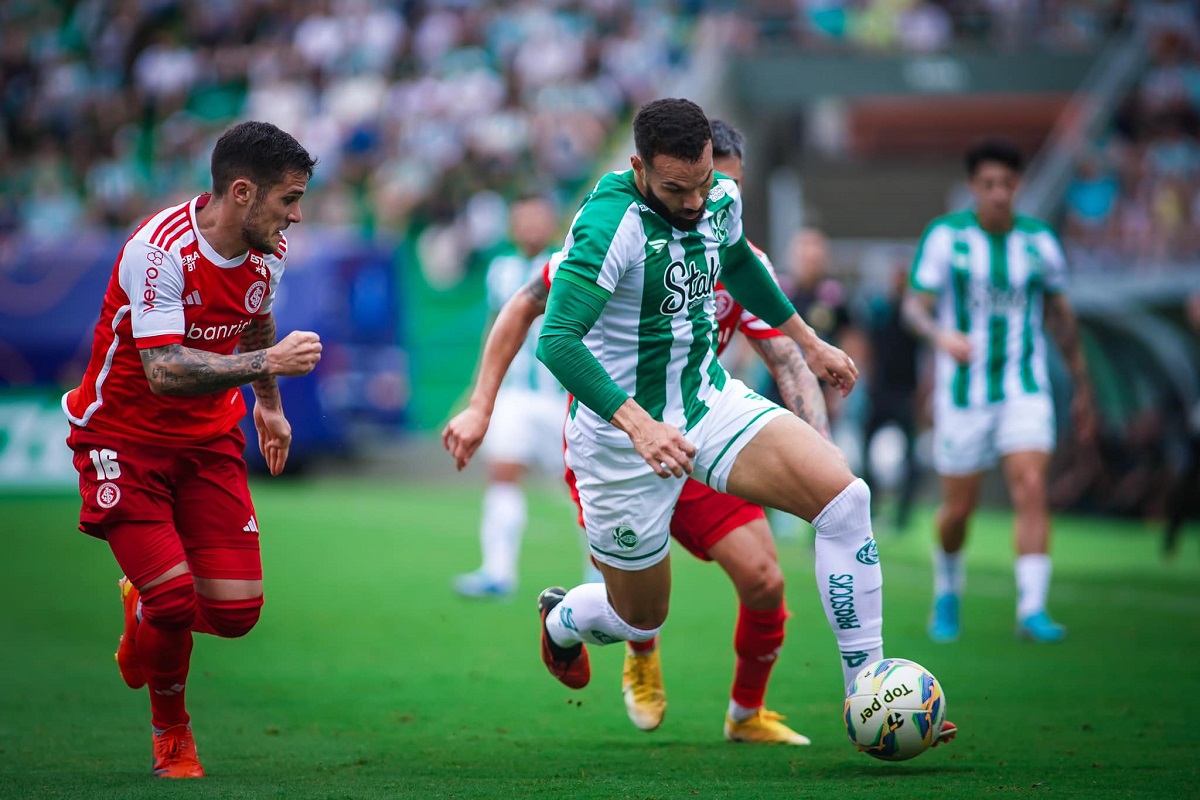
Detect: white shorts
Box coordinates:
(480, 389, 567, 472)
(565, 377, 788, 570)
(932, 392, 1056, 476)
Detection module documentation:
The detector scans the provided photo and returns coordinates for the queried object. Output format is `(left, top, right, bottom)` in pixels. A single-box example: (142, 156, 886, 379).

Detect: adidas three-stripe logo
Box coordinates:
(183, 289, 202, 306)
(243, 516, 258, 533)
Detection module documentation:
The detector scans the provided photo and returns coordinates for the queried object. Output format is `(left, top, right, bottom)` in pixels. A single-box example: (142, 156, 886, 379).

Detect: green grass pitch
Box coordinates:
(1, 479, 1197, 799)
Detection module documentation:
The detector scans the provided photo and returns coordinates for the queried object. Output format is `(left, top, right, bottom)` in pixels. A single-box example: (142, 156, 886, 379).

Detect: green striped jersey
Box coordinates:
(551, 169, 751, 444)
(910, 210, 1067, 409)
(485, 246, 563, 397)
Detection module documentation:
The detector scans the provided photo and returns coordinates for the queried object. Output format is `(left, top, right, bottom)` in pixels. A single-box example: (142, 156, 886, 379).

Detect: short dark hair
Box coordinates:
(633, 98, 711, 164)
(709, 119, 744, 161)
(211, 121, 317, 196)
(965, 138, 1023, 176)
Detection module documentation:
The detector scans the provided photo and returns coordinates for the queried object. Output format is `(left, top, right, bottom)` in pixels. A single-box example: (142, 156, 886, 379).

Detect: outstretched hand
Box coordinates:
(443, 406, 491, 471)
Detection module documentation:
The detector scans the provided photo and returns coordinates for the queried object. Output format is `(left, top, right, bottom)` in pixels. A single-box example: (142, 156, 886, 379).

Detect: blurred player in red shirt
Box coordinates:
(62, 121, 322, 778)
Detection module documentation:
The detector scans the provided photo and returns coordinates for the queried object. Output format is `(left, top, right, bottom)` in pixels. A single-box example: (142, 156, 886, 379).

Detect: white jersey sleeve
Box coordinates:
(260, 236, 287, 315)
(485, 253, 528, 312)
(1034, 228, 1068, 293)
(910, 222, 954, 293)
(118, 239, 186, 341)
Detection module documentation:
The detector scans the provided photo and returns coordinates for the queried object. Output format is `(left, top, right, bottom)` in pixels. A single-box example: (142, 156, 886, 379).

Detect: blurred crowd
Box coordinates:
(1063, 19, 1200, 269)
(0, 0, 691, 246)
(730, 0, 1130, 54)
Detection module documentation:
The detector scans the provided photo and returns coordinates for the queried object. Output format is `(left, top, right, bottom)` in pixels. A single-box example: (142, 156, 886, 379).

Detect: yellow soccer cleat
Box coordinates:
(116, 577, 145, 689)
(724, 708, 812, 745)
(622, 644, 666, 731)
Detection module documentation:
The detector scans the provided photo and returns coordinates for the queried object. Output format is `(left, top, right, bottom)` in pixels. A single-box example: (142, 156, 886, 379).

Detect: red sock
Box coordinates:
(628, 634, 658, 653)
(731, 602, 787, 709)
(137, 575, 196, 729)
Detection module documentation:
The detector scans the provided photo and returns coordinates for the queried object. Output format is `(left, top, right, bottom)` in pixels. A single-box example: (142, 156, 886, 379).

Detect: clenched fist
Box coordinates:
(268, 330, 322, 377)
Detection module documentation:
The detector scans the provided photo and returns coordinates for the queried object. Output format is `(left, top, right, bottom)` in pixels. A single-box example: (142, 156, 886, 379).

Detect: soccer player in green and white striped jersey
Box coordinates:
(531, 98, 882, 698)
(903, 139, 1096, 644)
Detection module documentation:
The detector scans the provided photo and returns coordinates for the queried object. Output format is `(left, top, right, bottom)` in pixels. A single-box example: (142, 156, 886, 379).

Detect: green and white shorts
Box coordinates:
(565, 377, 788, 570)
(933, 391, 1056, 476)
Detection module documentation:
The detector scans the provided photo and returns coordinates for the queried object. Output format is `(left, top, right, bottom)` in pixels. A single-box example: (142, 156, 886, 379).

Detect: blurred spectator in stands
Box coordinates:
(1063, 148, 1121, 259)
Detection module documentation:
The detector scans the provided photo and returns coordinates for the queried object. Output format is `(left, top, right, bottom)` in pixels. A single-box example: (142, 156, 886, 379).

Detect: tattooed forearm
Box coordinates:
(141, 344, 271, 396)
(751, 336, 832, 440)
(238, 315, 281, 408)
(523, 274, 549, 314)
(1044, 294, 1090, 389)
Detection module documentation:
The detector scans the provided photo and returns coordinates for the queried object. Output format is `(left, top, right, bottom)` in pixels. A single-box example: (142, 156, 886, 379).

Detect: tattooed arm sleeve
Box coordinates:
(139, 343, 271, 397)
(747, 335, 833, 440)
(237, 312, 281, 409)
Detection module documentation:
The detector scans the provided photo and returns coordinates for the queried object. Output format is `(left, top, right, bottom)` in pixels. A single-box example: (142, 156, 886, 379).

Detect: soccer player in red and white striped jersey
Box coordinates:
(62, 121, 322, 778)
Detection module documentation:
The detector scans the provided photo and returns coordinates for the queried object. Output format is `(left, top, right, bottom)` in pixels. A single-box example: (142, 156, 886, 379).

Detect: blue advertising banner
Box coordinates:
(0, 229, 408, 488)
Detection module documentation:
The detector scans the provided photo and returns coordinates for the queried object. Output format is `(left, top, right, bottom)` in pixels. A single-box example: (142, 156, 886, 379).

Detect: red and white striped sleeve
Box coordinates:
(261, 234, 287, 315)
(738, 241, 786, 340)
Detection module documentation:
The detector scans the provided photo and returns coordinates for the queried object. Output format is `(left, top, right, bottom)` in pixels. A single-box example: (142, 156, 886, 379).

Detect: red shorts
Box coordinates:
(564, 464, 765, 562)
(67, 425, 262, 585)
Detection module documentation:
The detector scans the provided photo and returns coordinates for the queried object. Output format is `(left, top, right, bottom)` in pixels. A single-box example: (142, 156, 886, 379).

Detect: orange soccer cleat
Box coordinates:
(115, 577, 145, 689)
(151, 724, 205, 778)
(537, 586, 591, 689)
(934, 719, 958, 747)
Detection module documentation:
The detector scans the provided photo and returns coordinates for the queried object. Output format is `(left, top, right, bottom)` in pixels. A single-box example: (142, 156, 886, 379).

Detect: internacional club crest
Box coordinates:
(96, 482, 121, 509)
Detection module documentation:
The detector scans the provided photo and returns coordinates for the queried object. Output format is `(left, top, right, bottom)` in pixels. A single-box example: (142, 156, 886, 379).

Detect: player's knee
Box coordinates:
(1008, 471, 1046, 511)
(616, 604, 668, 633)
(941, 495, 976, 527)
(814, 478, 872, 537)
(198, 595, 263, 639)
(139, 574, 197, 631)
(737, 561, 785, 610)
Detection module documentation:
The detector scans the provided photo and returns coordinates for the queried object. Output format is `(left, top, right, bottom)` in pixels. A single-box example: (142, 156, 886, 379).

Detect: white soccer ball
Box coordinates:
(844, 658, 946, 761)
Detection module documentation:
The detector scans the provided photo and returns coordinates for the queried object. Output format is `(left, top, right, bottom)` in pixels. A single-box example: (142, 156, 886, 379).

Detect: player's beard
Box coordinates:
(241, 195, 278, 253)
(642, 184, 703, 232)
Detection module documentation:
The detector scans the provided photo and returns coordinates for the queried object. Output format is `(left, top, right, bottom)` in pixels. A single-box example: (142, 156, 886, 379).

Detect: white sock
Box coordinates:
(932, 548, 964, 598)
(728, 699, 760, 723)
(1015, 553, 1051, 620)
(544, 582, 660, 647)
(812, 479, 885, 690)
(479, 482, 525, 583)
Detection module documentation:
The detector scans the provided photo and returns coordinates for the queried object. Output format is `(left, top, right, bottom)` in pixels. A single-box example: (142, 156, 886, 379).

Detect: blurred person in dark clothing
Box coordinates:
(769, 228, 867, 429)
(861, 261, 923, 532)
(1165, 291, 1200, 556)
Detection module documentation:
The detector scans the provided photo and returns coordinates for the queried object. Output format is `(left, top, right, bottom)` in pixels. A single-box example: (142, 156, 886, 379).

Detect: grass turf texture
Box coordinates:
(1, 480, 1197, 799)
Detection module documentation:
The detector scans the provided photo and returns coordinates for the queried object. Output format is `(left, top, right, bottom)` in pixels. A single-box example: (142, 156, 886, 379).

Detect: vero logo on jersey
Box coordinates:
(660, 256, 721, 315)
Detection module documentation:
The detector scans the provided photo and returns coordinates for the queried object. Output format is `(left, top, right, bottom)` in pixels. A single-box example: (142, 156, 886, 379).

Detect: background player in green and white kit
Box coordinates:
(903, 139, 1096, 644)
(453, 195, 575, 598)
(532, 98, 882, 697)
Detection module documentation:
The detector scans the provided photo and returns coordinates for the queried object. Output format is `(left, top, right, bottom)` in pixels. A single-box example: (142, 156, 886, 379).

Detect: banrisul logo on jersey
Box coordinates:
(660, 255, 721, 315)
